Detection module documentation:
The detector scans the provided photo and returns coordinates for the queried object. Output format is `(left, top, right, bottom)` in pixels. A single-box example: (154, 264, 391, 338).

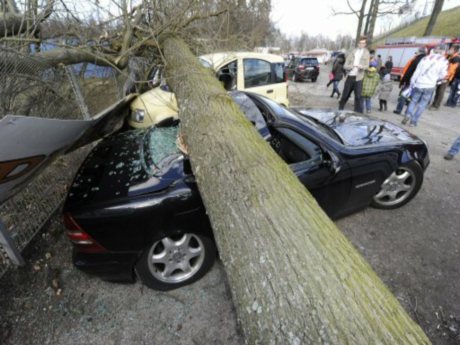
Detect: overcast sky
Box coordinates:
(271, 0, 460, 39)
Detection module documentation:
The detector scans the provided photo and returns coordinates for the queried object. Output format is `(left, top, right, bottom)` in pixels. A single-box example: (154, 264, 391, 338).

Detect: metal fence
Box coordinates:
(0, 43, 125, 278)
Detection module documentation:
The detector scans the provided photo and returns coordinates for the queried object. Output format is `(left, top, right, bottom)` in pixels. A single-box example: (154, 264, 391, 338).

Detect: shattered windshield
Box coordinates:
(142, 126, 180, 175)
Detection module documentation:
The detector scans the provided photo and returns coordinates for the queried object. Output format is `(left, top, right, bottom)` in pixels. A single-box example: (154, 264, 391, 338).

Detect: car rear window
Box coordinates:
(300, 58, 318, 65)
(143, 126, 180, 174)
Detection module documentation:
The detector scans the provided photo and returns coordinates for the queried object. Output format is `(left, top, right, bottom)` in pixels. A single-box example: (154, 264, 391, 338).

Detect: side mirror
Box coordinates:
(325, 150, 341, 174)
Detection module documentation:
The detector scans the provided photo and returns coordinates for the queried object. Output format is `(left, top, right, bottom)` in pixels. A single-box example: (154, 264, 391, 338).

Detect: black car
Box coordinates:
(285, 56, 320, 82)
(63, 92, 429, 290)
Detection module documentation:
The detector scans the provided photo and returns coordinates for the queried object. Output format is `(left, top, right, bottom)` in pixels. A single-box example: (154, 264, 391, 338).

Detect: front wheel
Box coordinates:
(135, 232, 216, 291)
(371, 161, 423, 209)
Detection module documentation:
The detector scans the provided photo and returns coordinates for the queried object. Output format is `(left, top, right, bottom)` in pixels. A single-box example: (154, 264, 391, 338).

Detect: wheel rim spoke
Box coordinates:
(395, 171, 410, 182)
(178, 261, 193, 274)
(187, 246, 203, 260)
(162, 263, 177, 278)
(151, 251, 168, 264)
(161, 237, 174, 251)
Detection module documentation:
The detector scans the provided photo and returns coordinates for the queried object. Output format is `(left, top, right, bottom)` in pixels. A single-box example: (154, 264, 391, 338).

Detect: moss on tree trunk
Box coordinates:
(162, 35, 431, 345)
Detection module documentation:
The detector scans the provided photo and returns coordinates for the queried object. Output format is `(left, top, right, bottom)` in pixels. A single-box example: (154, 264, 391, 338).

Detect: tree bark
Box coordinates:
(0, 12, 26, 37)
(161, 35, 431, 344)
(355, 0, 368, 44)
(423, 0, 444, 36)
(363, 0, 375, 35)
(367, 0, 380, 46)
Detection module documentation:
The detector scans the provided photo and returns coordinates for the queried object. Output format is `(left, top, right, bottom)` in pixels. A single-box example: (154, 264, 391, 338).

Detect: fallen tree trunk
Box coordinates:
(161, 35, 431, 344)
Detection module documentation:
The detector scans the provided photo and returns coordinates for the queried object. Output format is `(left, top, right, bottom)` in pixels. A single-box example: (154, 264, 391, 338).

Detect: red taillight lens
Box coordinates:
(317, 66, 320, 72)
(63, 213, 107, 253)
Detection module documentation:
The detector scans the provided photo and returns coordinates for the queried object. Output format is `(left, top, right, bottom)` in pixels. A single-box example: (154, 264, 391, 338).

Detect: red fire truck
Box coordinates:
(376, 36, 460, 80)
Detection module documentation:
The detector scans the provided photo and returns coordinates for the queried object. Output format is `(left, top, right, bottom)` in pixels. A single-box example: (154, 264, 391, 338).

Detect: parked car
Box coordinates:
(64, 92, 429, 291)
(285, 56, 320, 82)
(128, 52, 289, 128)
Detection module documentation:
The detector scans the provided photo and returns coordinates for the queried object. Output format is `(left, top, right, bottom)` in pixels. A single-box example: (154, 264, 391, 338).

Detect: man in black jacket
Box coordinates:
(393, 47, 426, 115)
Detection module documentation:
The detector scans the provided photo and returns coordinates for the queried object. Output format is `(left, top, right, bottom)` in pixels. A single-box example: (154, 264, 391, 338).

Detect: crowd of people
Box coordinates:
(326, 36, 460, 161)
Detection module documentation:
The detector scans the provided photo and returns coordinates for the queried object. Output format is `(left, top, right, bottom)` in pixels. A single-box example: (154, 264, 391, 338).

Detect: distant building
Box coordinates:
(254, 47, 281, 54)
(304, 49, 331, 63)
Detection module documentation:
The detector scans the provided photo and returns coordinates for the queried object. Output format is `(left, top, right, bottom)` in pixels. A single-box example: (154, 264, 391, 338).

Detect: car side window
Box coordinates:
(270, 127, 322, 164)
(243, 59, 271, 88)
(216, 61, 237, 91)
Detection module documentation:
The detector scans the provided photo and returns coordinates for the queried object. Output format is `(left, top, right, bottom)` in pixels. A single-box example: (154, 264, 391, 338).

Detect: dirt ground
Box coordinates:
(1, 71, 459, 345)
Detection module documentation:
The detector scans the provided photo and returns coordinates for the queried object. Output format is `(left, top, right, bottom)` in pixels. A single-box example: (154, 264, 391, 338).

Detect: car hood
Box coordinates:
(65, 128, 184, 209)
(293, 108, 422, 147)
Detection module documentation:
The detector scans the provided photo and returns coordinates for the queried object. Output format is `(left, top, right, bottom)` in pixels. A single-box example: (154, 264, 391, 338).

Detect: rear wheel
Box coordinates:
(135, 232, 216, 290)
(371, 161, 423, 209)
(311, 77, 317, 82)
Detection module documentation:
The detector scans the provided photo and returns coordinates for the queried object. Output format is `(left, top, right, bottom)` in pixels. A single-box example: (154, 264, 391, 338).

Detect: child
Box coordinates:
(377, 73, 393, 111)
(361, 61, 380, 113)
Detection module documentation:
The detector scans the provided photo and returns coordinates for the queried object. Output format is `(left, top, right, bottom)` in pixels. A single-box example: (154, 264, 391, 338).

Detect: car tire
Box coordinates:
(371, 161, 423, 209)
(135, 232, 216, 291)
(311, 77, 317, 82)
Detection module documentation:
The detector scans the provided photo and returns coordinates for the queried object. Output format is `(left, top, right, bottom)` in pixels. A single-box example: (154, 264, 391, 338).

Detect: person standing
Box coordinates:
(402, 47, 448, 127)
(361, 61, 380, 113)
(385, 56, 393, 75)
(431, 45, 459, 109)
(377, 72, 393, 111)
(329, 53, 345, 98)
(339, 36, 370, 113)
(393, 47, 427, 115)
(376, 54, 383, 71)
(445, 45, 460, 107)
(444, 135, 460, 160)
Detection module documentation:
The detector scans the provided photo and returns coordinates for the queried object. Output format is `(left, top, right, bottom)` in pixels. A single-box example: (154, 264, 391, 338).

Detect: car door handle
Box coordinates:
(266, 89, 274, 94)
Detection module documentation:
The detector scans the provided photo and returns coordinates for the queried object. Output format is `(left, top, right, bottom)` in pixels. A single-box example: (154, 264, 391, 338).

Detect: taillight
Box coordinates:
(63, 213, 107, 253)
(317, 66, 320, 72)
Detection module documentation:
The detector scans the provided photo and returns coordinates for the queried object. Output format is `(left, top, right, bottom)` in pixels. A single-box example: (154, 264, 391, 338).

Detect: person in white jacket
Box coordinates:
(402, 47, 448, 127)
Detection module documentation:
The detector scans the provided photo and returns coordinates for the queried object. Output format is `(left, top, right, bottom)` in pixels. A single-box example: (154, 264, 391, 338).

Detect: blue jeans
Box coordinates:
(361, 97, 372, 112)
(447, 135, 460, 156)
(406, 87, 435, 125)
(395, 95, 408, 114)
(332, 80, 340, 94)
(446, 79, 460, 107)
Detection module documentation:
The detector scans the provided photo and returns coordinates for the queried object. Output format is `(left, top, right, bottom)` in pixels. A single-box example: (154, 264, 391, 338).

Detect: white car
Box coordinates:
(128, 52, 289, 128)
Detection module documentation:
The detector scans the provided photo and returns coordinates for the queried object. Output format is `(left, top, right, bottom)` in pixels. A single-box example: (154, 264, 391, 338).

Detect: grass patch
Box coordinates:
(373, 6, 460, 46)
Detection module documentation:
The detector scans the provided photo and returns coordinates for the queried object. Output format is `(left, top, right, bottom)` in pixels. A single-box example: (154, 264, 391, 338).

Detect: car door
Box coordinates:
(240, 58, 289, 106)
(272, 127, 352, 218)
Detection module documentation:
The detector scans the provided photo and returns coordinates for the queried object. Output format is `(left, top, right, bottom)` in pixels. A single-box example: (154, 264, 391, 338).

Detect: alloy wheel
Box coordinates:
(373, 167, 416, 207)
(147, 233, 205, 283)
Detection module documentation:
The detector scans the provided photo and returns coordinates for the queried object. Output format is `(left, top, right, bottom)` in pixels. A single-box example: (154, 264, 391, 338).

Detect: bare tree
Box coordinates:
(333, 0, 415, 46)
(423, 0, 444, 36)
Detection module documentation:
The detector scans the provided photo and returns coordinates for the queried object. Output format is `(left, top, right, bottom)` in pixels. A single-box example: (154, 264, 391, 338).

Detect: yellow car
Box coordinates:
(129, 52, 289, 128)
